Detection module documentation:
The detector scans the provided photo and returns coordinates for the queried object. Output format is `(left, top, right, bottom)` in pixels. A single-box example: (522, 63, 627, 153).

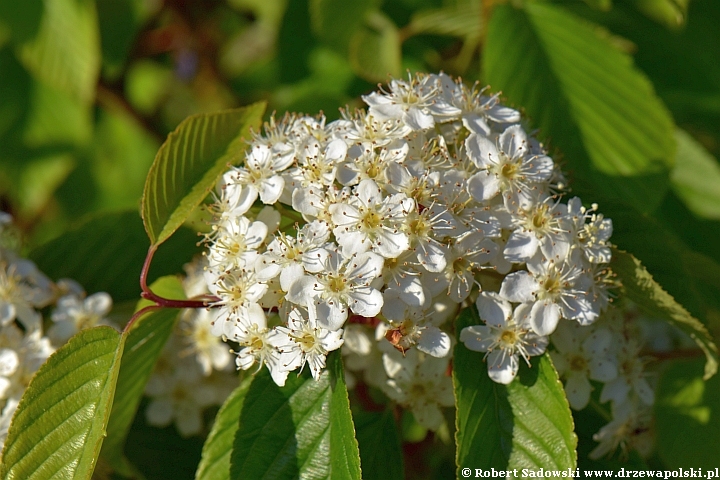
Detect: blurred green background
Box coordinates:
(2, 0, 720, 476)
(1, 0, 719, 253)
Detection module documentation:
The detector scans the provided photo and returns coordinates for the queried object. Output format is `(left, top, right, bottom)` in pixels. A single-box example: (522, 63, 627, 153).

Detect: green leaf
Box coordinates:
(0, 327, 125, 480)
(0, 0, 43, 45)
(581, 0, 613, 10)
(655, 358, 720, 470)
(454, 307, 576, 476)
(29, 211, 201, 303)
(196, 376, 253, 480)
(0, 50, 31, 141)
(354, 409, 403, 480)
(309, 0, 377, 51)
(141, 103, 266, 247)
(230, 352, 361, 479)
(96, 0, 141, 70)
(484, 1, 676, 213)
(408, 2, 482, 38)
(670, 129, 720, 220)
(348, 10, 401, 83)
(22, 81, 93, 148)
(18, 0, 101, 105)
(630, 0, 688, 29)
(101, 277, 185, 476)
(610, 248, 719, 379)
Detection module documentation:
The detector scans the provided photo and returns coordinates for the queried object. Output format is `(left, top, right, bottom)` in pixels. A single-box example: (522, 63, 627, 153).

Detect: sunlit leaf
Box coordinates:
(101, 277, 185, 476)
(348, 10, 401, 83)
(611, 249, 719, 379)
(195, 376, 253, 480)
(670, 129, 720, 220)
(630, 0, 688, 29)
(18, 0, 101, 105)
(408, 2, 482, 38)
(454, 307, 576, 475)
(655, 358, 720, 470)
(230, 352, 361, 479)
(484, 1, 676, 213)
(141, 103, 265, 247)
(0, 327, 124, 480)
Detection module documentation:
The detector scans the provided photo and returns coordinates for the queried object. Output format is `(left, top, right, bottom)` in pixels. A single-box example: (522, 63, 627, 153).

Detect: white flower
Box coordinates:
(178, 308, 232, 376)
(291, 182, 350, 223)
(336, 141, 408, 186)
(255, 220, 330, 292)
(589, 398, 653, 460)
(381, 252, 428, 308)
(363, 74, 460, 130)
(48, 292, 114, 345)
(503, 196, 573, 263)
(230, 143, 294, 207)
(380, 288, 452, 358)
(567, 197, 613, 264)
(550, 322, 617, 410)
(400, 205, 455, 273)
(145, 336, 235, 437)
(342, 323, 387, 388)
(0, 259, 53, 332)
(600, 339, 654, 407)
(214, 170, 255, 219)
(460, 292, 548, 384)
(206, 215, 268, 271)
(288, 249, 384, 330)
(284, 138, 347, 193)
(425, 231, 498, 303)
(385, 161, 441, 210)
(499, 257, 598, 336)
(437, 73, 521, 135)
(206, 269, 267, 335)
(330, 179, 413, 259)
(333, 109, 412, 149)
(274, 304, 344, 380)
(0, 325, 54, 402)
(225, 312, 290, 386)
(381, 349, 454, 430)
(466, 124, 554, 211)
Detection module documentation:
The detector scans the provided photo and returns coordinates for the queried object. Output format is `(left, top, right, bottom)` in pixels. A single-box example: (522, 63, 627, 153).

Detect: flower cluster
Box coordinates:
(144, 260, 237, 437)
(200, 72, 618, 431)
(0, 214, 115, 453)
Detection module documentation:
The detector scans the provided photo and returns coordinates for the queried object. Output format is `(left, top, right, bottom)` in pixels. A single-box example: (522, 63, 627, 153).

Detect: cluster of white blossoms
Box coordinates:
(0, 213, 115, 453)
(199, 72, 672, 455)
(144, 260, 237, 437)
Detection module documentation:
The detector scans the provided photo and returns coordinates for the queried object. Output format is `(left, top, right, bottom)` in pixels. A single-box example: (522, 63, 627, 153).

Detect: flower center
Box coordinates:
(500, 161, 519, 180)
(569, 354, 587, 372)
(500, 329, 518, 346)
(409, 382, 428, 397)
(296, 332, 317, 352)
(407, 216, 430, 238)
(531, 205, 550, 230)
(366, 160, 381, 180)
(361, 210, 383, 230)
(327, 274, 347, 293)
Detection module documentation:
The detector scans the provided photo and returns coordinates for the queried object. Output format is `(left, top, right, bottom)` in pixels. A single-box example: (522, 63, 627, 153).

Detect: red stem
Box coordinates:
(124, 304, 162, 333)
(139, 245, 219, 310)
